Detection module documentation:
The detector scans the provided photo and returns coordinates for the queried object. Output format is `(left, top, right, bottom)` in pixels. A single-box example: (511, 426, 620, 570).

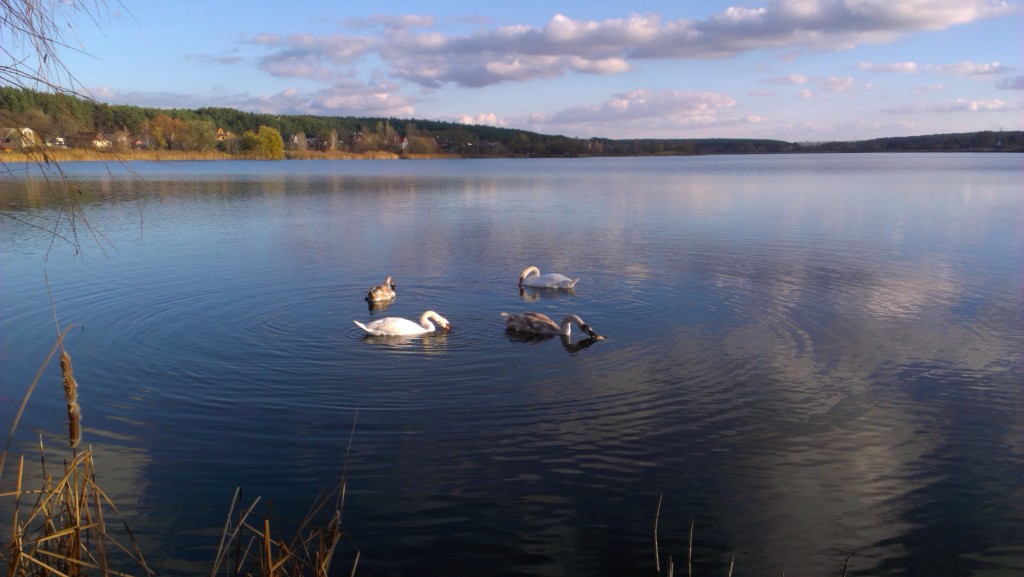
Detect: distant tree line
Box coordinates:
(799, 130, 1022, 152)
(1, 87, 1018, 158)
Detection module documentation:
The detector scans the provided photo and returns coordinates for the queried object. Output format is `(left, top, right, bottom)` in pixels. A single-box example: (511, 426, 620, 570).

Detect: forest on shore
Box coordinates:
(2, 86, 1021, 159)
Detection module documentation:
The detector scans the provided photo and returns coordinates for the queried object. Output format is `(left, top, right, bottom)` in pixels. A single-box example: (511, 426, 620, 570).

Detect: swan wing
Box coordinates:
(522, 273, 579, 289)
(502, 311, 560, 334)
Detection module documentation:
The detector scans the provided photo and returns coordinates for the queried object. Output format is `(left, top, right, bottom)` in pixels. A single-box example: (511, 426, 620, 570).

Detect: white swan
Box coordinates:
(366, 275, 396, 302)
(501, 312, 604, 339)
(518, 265, 580, 289)
(354, 310, 450, 336)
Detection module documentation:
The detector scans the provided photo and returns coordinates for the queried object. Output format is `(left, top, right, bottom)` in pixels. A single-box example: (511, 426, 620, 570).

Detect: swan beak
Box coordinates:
(582, 324, 605, 340)
(443, 323, 451, 332)
(518, 277, 524, 287)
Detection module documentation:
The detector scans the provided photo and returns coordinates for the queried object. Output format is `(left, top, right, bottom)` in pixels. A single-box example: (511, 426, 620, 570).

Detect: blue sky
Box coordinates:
(55, 0, 1023, 142)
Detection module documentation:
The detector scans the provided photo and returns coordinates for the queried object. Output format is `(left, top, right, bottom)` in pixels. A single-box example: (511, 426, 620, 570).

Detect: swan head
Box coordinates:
(580, 322, 605, 340)
(423, 311, 451, 332)
(385, 275, 396, 289)
(518, 266, 539, 287)
(438, 317, 451, 332)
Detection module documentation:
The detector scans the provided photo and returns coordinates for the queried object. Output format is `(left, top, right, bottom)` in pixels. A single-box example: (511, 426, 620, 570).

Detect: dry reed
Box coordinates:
(60, 350, 81, 450)
(208, 483, 357, 577)
(2, 442, 154, 577)
(4, 298, 357, 577)
(1, 321, 153, 576)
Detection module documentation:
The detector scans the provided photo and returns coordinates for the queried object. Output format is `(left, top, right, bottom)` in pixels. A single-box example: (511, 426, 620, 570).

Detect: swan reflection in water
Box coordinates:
(504, 331, 601, 353)
(367, 298, 393, 313)
(359, 330, 451, 351)
(519, 286, 576, 302)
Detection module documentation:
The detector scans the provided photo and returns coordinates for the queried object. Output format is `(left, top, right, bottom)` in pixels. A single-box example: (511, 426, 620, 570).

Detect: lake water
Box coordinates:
(1, 154, 1022, 577)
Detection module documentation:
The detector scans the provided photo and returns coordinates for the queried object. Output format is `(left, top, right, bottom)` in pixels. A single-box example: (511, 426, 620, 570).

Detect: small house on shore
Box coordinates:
(0, 127, 40, 151)
(68, 131, 111, 149)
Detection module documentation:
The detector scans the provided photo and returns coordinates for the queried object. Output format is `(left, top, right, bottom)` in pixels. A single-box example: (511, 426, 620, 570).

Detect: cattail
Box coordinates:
(60, 350, 81, 449)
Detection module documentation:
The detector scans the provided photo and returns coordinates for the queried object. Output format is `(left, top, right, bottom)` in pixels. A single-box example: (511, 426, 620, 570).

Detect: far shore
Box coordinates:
(1, 148, 460, 163)
(2, 146, 1017, 165)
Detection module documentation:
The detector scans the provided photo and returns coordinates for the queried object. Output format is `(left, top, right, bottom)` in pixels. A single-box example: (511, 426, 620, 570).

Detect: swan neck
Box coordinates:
(560, 314, 585, 336)
(419, 311, 436, 330)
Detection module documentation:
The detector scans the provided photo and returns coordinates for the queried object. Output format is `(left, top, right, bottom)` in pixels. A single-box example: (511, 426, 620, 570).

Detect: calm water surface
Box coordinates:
(2, 154, 1022, 576)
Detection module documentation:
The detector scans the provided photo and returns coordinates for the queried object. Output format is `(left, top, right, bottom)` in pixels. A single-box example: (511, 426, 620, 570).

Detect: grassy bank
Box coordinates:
(0, 148, 458, 163)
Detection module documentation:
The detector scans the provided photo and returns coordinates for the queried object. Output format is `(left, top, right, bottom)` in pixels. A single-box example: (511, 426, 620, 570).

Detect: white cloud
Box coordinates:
(245, 1, 1017, 89)
(888, 98, 1014, 113)
(85, 87, 210, 110)
(762, 74, 809, 85)
(943, 98, 1012, 112)
(455, 112, 506, 126)
(257, 34, 375, 80)
(518, 88, 739, 136)
(931, 60, 1012, 77)
(856, 61, 919, 73)
(857, 59, 1016, 78)
(568, 56, 631, 74)
(818, 76, 858, 92)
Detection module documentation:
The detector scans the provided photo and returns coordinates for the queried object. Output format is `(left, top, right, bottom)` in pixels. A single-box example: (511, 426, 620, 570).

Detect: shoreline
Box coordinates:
(1, 148, 1016, 164)
(0, 149, 459, 162)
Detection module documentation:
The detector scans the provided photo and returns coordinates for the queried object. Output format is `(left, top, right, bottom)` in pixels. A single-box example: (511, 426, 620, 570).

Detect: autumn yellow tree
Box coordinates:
(238, 125, 284, 159)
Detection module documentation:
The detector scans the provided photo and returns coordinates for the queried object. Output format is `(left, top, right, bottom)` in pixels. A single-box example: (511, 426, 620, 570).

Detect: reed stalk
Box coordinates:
(60, 351, 81, 451)
(654, 494, 663, 573)
(687, 519, 694, 577)
(49, 272, 81, 453)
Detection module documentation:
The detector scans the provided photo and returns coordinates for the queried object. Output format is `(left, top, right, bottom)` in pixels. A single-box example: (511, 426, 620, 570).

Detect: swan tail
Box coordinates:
(353, 320, 369, 332)
(500, 312, 510, 318)
(568, 278, 581, 288)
